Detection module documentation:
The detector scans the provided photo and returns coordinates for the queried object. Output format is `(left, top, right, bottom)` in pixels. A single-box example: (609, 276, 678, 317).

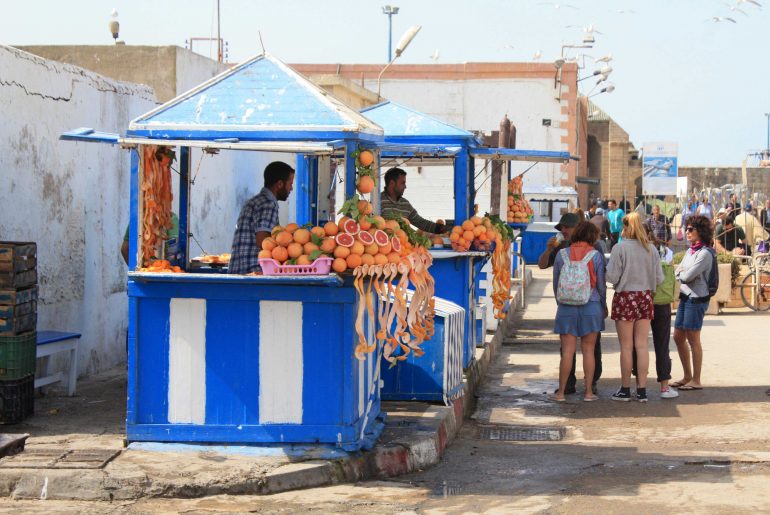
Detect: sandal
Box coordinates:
(583, 395, 599, 402)
(548, 394, 566, 403)
(677, 384, 703, 391)
(670, 380, 689, 388)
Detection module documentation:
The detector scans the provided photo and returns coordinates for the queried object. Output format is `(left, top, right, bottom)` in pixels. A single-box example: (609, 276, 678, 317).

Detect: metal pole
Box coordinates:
(216, 0, 222, 63)
(765, 112, 770, 157)
(387, 13, 393, 62)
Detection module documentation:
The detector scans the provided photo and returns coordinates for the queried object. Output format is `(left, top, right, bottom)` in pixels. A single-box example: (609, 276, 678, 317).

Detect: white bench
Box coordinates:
(35, 331, 80, 396)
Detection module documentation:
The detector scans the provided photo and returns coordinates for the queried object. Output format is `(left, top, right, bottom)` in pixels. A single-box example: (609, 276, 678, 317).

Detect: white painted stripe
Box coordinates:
(168, 298, 207, 424)
(259, 301, 303, 424)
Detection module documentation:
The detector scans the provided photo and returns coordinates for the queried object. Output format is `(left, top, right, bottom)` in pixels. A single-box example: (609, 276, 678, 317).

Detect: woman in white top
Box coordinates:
(606, 212, 665, 402)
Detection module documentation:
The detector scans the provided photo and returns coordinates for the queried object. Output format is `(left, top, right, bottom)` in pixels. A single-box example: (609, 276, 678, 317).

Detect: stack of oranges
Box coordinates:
(449, 216, 497, 252)
(507, 176, 534, 224)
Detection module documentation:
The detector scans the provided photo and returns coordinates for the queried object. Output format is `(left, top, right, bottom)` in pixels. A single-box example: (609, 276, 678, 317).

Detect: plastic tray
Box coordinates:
(258, 257, 333, 276)
(0, 374, 34, 424)
(0, 332, 36, 380)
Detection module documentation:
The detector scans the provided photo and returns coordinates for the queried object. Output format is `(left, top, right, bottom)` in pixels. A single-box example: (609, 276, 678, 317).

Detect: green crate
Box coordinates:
(0, 332, 36, 381)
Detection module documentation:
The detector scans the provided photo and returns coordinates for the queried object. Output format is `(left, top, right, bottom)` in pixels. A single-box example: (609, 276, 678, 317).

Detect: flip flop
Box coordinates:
(583, 396, 599, 402)
(548, 394, 566, 403)
(677, 385, 703, 391)
(670, 381, 688, 388)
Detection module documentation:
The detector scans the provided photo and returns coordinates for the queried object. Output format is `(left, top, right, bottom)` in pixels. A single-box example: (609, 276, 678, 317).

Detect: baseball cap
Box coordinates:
(555, 212, 580, 231)
(595, 207, 605, 216)
(745, 203, 753, 212)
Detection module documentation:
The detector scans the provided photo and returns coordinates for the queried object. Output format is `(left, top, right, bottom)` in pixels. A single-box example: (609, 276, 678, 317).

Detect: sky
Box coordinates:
(3, 0, 769, 166)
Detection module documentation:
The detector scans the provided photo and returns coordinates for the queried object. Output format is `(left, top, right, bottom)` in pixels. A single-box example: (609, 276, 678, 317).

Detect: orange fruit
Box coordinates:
(463, 230, 475, 242)
(473, 225, 486, 237)
(275, 231, 293, 247)
(357, 200, 373, 216)
(303, 242, 319, 255)
(296, 255, 311, 265)
(470, 216, 483, 226)
(364, 243, 379, 256)
(371, 215, 386, 229)
(350, 241, 365, 255)
(258, 249, 272, 259)
(387, 252, 401, 264)
(285, 223, 299, 234)
(293, 228, 311, 245)
(361, 254, 375, 266)
(334, 245, 351, 259)
(358, 216, 372, 231)
(458, 238, 467, 247)
(377, 241, 392, 255)
(287, 242, 303, 259)
(320, 238, 337, 254)
(385, 220, 400, 232)
(395, 229, 408, 244)
(346, 254, 362, 269)
(324, 221, 339, 236)
(462, 220, 475, 231)
(271, 246, 288, 262)
(373, 254, 388, 265)
(356, 175, 375, 194)
(332, 257, 348, 273)
(449, 232, 460, 242)
(261, 237, 277, 251)
(358, 149, 375, 167)
(310, 226, 326, 239)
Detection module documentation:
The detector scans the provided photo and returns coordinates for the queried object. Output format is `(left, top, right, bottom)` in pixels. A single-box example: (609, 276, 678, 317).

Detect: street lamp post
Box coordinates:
(377, 25, 421, 99)
(382, 5, 400, 62)
(765, 112, 770, 160)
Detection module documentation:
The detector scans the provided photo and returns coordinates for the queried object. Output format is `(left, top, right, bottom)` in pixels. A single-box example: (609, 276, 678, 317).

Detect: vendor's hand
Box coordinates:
(546, 236, 560, 249)
(435, 222, 447, 234)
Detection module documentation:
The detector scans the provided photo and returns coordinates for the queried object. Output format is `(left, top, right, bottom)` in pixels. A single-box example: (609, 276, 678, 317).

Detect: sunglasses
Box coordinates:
(686, 227, 695, 232)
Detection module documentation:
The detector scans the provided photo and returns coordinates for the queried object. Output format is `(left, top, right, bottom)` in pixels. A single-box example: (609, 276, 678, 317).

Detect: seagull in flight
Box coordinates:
(709, 16, 738, 22)
(736, 0, 762, 7)
(539, 2, 579, 9)
(615, 9, 636, 14)
(429, 49, 440, 62)
(722, 2, 749, 14)
(567, 24, 603, 34)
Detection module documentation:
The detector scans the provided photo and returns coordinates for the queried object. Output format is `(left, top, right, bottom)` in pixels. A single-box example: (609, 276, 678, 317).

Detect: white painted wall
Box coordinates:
(362, 78, 568, 222)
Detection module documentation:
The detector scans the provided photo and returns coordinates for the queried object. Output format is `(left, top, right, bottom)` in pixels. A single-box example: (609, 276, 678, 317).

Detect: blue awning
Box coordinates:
(360, 101, 475, 143)
(59, 127, 119, 144)
(128, 53, 383, 142)
(469, 148, 573, 163)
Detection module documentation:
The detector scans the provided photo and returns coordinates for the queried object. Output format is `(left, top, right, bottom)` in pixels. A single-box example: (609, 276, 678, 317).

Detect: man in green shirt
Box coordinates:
(380, 168, 445, 234)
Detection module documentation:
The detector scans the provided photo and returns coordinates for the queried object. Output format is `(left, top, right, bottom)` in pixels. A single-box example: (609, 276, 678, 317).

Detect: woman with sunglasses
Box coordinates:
(671, 215, 714, 391)
(606, 212, 664, 402)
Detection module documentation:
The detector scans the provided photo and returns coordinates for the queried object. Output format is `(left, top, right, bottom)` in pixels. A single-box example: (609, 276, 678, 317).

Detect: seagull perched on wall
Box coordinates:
(532, 50, 542, 60)
(709, 15, 738, 22)
(429, 49, 440, 62)
(539, 2, 579, 9)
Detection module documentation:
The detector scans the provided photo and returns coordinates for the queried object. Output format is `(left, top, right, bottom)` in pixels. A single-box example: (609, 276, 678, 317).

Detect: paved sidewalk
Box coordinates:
(0, 284, 526, 501)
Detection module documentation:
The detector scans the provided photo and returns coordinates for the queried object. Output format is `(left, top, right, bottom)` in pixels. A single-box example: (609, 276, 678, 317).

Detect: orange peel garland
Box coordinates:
(140, 145, 175, 266)
(490, 227, 513, 319)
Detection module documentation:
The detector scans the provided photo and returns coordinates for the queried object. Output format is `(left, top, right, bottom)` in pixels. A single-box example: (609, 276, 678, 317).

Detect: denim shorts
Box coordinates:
(554, 300, 605, 337)
(674, 295, 708, 331)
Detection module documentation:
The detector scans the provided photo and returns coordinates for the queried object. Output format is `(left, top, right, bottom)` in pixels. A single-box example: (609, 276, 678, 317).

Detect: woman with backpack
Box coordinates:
(549, 222, 607, 403)
(671, 215, 714, 391)
(606, 212, 664, 402)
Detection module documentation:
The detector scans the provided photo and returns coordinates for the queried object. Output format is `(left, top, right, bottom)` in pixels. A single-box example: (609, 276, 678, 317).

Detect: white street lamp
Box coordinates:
(108, 9, 119, 43)
(377, 25, 421, 99)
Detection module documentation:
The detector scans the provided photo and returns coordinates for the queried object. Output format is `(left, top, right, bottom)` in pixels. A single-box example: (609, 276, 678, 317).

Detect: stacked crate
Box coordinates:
(0, 242, 37, 424)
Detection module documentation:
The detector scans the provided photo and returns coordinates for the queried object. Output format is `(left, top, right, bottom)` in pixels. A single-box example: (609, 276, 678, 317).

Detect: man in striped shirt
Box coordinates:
(381, 168, 446, 234)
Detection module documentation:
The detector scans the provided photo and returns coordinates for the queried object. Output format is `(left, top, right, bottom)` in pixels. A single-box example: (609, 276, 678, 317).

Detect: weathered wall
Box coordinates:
(0, 45, 156, 375)
(18, 45, 228, 103)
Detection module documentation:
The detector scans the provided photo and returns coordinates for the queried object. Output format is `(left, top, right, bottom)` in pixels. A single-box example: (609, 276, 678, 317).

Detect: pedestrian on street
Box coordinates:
(549, 221, 606, 403)
(607, 200, 624, 249)
(606, 212, 664, 402)
(632, 224, 679, 399)
(671, 215, 714, 391)
(646, 204, 671, 246)
(538, 212, 605, 395)
(590, 207, 611, 254)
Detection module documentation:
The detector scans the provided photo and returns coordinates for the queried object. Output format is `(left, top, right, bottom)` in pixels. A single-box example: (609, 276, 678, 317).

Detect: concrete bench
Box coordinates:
(35, 331, 80, 396)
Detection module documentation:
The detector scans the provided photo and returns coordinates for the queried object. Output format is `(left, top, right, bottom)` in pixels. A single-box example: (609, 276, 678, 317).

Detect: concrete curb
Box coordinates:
(0, 284, 522, 501)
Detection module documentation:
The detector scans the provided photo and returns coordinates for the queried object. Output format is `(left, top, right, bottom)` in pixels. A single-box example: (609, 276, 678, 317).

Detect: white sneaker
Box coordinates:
(660, 387, 679, 399)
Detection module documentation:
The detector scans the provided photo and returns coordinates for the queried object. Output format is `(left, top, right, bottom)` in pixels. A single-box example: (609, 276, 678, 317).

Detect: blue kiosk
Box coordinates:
(63, 54, 390, 451)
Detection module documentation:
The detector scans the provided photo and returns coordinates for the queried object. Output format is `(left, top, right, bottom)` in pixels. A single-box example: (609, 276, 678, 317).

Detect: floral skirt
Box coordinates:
(611, 290, 654, 321)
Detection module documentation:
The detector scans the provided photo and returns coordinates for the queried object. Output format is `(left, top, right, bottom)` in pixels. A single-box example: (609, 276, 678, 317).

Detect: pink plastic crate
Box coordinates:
(258, 257, 333, 276)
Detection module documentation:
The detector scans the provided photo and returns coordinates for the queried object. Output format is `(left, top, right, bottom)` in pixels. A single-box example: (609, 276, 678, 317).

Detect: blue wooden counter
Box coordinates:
(428, 250, 489, 368)
(125, 272, 383, 451)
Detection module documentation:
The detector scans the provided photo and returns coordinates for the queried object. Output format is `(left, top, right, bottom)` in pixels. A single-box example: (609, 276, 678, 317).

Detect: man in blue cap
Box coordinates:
(538, 212, 606, 395)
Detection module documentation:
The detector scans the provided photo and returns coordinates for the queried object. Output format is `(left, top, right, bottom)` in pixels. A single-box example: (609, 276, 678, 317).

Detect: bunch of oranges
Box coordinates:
(449, 216, 497, 252)
(507, 176, 534, 224)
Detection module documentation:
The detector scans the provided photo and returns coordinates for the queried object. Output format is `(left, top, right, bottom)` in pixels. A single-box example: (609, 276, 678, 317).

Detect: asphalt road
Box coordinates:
(3, 268, 770, 514)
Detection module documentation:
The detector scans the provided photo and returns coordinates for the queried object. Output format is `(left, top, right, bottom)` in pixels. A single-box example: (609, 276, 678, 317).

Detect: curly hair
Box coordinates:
(570, 221, 599, 246)
(687, 214, 713, 246)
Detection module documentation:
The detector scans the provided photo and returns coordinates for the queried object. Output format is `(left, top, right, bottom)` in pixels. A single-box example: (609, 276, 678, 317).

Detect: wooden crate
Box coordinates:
(0, 313, 36, 336)
(0, 269, 37, 290)
(0, 301, 36, 319)
(0, 287, 37, 306)
(0, 243, 36, 290)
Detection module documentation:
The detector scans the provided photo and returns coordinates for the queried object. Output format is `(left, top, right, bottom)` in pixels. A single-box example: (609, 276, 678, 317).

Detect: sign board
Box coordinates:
(642, 141, 678, 195)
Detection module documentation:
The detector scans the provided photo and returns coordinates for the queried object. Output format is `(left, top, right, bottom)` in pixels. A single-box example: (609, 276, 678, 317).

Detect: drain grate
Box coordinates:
(477, 425, 566, 442)
(0, 448, 121, 469)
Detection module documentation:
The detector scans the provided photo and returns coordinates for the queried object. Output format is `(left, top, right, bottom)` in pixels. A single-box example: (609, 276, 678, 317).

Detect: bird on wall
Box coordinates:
(429, 49, 440, 62)
(532, 50, 542, 60)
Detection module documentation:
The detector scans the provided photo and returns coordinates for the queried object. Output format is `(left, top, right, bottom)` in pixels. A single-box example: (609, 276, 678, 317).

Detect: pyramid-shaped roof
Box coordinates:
(360, 101, 474, 143)
(128, 53, 383, 141)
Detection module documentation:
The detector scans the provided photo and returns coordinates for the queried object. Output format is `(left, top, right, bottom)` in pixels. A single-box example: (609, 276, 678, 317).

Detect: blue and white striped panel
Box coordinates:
(168, 298, 207, 424)
(434, 298, 465, 403)
(258, 300, 304, 424)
